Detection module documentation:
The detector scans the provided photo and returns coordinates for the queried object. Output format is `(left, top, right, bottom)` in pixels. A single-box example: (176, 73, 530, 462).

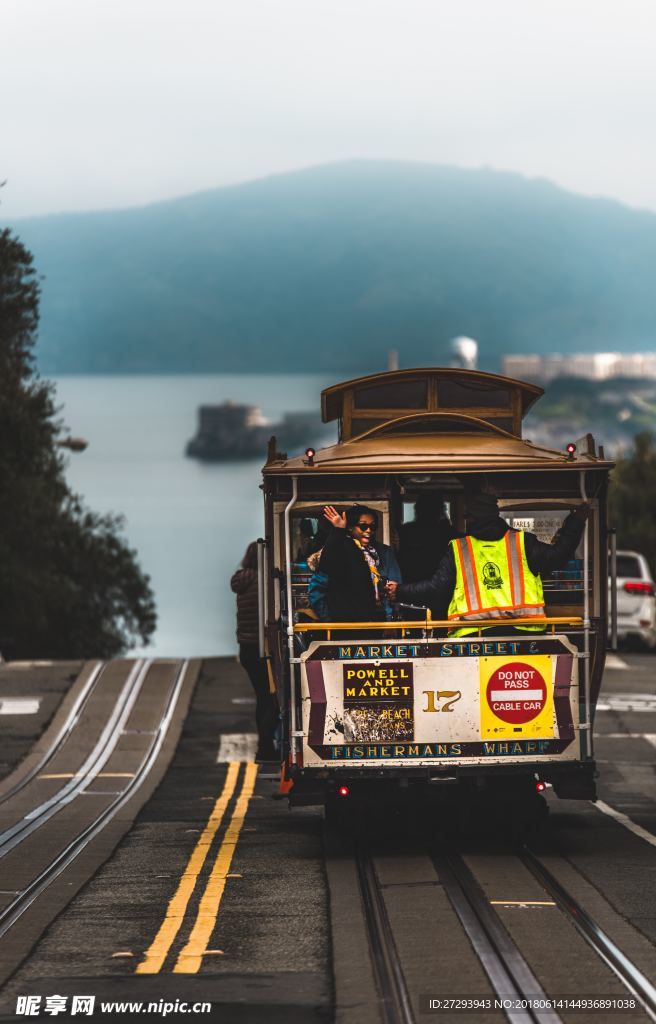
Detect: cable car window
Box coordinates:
(351, 418, 391, 435)
(437, 379, 510, 409)
(353, 380, 428, 409)
(385, 418, 490, 434)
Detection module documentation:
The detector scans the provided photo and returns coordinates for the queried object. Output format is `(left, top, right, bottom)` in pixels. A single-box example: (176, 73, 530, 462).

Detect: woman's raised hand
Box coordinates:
(323, 505, 347, 529)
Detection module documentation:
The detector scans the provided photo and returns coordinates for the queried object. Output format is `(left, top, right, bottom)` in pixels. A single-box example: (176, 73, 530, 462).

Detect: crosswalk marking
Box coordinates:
(605, 653, 629, 670)
(597, 694, 656, 713)
(0, 698, 41, 715)
(216, 733, 258, 763)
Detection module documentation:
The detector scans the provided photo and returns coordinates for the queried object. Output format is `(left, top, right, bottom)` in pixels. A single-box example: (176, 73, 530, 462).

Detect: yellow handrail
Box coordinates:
(293, 616, 584, 632)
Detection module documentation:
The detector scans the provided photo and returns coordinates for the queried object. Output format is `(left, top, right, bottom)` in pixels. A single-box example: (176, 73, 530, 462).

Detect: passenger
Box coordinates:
(230, 542, 279, 761)
(398, 492, 456, 583)
(386, 490, 589, 636)
(295, 517, 316, 563)
(311, 505, 402, 622)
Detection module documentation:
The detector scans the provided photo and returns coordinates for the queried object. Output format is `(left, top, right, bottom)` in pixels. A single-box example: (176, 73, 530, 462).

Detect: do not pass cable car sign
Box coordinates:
(486, 662, 546, 724)
(480, 655, 554, 739)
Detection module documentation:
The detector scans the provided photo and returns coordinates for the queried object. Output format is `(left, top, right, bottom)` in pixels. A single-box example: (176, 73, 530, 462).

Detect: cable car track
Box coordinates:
(348, 832, 656, 1024)
(0, 659, 192, 945)
(432, 851, 561, 1024)
(0, 660, 106, 807)
(520, 848, 656, 1023)
(355, 844, 415, 1024)
(0, 659, 150, 858)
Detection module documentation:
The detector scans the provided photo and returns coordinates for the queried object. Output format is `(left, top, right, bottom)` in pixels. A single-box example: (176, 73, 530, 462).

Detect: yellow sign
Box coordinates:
(479, 655, 555, 739)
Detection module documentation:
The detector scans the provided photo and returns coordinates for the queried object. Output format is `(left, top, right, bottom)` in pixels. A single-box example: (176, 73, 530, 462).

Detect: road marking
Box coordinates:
(0, 699, 41, 714)
(605, 654, 629, 670)
(217, 733, 258, 762)
(135, 762, 240, 975)
(594, 799, 656, 849)
(231, 697, 256, 705)
(596, 694, 656, 713)
(595, 734, 656, 743)
(490, 900, 556, 906)
(174, 762, 258, 973)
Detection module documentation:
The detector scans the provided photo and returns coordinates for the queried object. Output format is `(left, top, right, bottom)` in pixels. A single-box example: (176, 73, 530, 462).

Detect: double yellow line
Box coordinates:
(136, 761, 258, 974)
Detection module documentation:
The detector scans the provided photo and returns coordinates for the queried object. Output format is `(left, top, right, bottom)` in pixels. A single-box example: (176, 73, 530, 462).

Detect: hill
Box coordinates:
(9, 161, 656, 374)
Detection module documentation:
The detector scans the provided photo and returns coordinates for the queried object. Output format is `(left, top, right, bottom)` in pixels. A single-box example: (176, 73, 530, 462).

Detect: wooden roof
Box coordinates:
(321, 367, 544, 423)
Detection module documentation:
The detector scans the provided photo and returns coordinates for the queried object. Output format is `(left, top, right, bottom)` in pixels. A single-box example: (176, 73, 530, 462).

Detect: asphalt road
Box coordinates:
(0, 650, 653, 1023)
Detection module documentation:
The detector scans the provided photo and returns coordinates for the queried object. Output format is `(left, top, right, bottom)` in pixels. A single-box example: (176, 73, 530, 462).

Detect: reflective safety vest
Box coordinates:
(448, 531, 546, 637)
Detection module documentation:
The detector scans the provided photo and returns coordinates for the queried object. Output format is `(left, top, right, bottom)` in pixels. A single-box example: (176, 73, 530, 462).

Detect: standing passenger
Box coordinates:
(398, 492, 456, 583)
(231, 542, 278, 761)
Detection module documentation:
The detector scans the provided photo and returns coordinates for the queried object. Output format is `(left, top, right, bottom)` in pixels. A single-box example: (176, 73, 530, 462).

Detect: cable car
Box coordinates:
(257, 368, 614, 824)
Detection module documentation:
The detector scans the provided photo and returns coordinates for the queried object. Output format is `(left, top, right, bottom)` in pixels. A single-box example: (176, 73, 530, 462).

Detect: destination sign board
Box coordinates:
(300, 637, 578, 766)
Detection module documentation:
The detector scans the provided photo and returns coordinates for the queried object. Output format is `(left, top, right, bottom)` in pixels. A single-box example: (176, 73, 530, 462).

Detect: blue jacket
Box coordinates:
(308, 541, 402, 621)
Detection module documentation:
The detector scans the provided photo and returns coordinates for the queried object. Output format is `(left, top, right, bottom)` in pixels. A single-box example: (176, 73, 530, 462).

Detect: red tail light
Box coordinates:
(535, 781, 546, 793)
(623, 581, 655, 596)
(337, 785, 350, 798)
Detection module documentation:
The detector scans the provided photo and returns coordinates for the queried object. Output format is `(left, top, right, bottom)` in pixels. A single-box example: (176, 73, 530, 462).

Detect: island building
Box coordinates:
(502, 352, 656, 383)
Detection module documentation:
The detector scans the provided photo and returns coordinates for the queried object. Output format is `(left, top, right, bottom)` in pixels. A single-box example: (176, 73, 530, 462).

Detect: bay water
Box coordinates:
(53, 374, 335, 657)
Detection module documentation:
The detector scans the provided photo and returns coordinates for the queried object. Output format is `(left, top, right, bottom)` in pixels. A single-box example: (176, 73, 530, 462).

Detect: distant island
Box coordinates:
(185, 401, 334, 460)
(11, 160, 656, 375)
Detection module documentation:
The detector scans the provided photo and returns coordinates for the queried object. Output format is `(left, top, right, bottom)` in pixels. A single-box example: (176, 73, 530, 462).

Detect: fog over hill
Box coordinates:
(10, 161, 656, 375)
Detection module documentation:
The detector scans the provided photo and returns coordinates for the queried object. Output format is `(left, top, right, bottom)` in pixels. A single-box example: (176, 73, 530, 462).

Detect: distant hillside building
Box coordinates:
(503, 352, 656, 383)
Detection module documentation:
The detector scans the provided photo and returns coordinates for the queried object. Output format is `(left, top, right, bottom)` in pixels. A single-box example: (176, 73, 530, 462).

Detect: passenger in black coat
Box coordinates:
(318, 505, 398, 623)
(398, 492, 456, 585)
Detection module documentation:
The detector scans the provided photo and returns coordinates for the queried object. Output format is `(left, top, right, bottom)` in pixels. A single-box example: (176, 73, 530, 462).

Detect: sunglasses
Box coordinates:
(356, 522, 376, 532)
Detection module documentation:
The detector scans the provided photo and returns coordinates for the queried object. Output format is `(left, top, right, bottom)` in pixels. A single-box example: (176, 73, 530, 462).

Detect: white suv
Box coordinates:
(609, 550, 656, 650)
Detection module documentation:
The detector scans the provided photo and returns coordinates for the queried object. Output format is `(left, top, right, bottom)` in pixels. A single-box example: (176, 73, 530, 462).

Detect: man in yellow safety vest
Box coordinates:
(386, 489, 589, 636)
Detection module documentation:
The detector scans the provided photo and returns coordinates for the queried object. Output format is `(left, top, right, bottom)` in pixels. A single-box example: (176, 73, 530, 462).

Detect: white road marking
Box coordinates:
(594, 800, 656, 849)
(605, 653, 630, 670)
(216, 733, 258, 763)
(0, 698, 41, 714)
(231, 697, 256, 705)
(596, 733, 656, 743)
(596, 694, 656, 713)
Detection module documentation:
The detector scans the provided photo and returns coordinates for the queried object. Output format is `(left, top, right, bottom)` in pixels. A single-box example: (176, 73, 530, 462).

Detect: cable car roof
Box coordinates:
(263, 412, 613, 476)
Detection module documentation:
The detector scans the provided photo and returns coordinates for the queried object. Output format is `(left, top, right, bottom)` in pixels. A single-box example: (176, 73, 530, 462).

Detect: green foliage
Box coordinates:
(0, 227, 156, 659)
(608, 432, 656, 576)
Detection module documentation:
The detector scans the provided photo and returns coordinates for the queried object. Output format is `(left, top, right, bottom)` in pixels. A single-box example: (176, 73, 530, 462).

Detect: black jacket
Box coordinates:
(318, 528, 387, 622)
(396, 512, 585, 615)
(231, 568, 259, 646)
(398, 517, 456, 583)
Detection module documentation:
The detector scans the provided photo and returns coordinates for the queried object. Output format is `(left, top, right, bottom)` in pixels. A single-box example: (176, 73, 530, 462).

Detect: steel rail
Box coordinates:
(0, 659, 150, 858)
(0, 659, 191, 939)
(355, 845, 415, 1024)
(521, 848, 656, 1023)
(0, 661, 106, 806)
(433, 852, 561, 1024)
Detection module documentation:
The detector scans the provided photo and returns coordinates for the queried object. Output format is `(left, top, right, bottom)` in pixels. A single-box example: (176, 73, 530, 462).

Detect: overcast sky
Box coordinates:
(3, 0, 656, 219)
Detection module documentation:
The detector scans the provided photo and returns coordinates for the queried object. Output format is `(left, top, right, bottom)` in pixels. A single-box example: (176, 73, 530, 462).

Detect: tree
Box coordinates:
(0, 227, 156, 658)
(608, 432, 656, 576)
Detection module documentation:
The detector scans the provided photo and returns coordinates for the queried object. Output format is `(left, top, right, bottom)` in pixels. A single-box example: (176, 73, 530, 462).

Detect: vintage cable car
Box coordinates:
(257, 368, 614, 823)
